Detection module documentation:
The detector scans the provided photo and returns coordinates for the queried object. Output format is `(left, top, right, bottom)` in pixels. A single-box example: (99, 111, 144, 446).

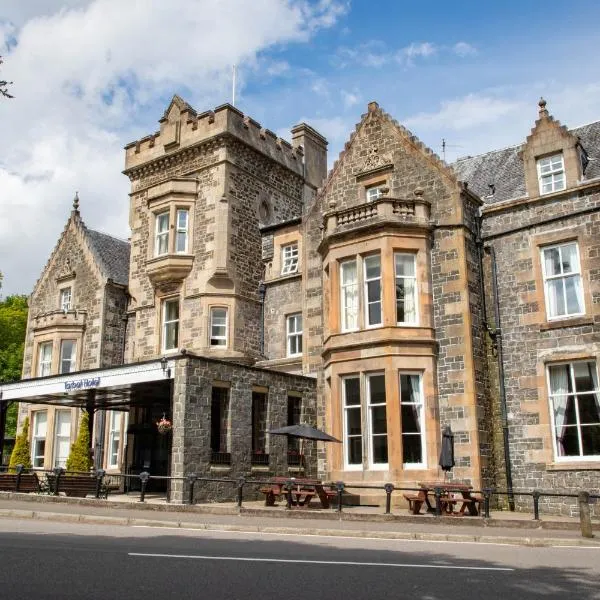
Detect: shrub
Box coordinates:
(9, 416, 32, 471)
(65, 411, 93, 473)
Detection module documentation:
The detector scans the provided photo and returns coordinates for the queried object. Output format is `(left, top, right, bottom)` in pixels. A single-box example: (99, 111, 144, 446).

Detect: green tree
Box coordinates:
(66, 411, 93, 473)
(0, 293, 28, 438)
(8, 416, 32, 471)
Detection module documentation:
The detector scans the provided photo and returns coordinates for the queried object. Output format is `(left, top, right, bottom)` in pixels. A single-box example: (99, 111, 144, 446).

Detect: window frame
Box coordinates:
(107, 410, 123, 469)
(366, 372, 388, 470)
(363, 254, 382, 328)
(31, 410, 47, 469)
(210, 307, 228, 347)
(286, 313, 303, 357)
(547, 360, 600, 462)
(38, 342, 53, 377)
(59, 339, 77, 374)
(210, 385, 231, 457)
(281, 242, 299, 275)
(53, 409, 71, 469)
(366, 185, 384, 202)
(154, 211, 170, 256)
(340, 258, 359, 332)
(342, 375, 363, 471)
(161, 298, 180, 353)
(540, 241, 584, 321)
(399, 371, 427, 469)
(394, 252, 419, 326)
(537, 153, 566, 195)
(175, 208, 189, 254)
(59, 287, 72, 312)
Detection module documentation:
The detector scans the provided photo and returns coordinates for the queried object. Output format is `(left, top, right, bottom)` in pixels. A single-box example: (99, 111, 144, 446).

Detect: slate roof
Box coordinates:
(85, 228, 130, 286)
(451, 120, 600, 204)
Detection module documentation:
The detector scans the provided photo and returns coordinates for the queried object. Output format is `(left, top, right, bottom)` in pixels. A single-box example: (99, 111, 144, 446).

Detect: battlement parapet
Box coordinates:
(124, 96, 306, 177)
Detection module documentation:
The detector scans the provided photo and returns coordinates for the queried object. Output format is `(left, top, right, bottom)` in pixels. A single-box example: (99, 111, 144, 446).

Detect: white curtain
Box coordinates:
(544, 250, 560, 317)
(549, 365, 569, 454)
(409, 375, 421, 432)
(404, 278, 416, 323)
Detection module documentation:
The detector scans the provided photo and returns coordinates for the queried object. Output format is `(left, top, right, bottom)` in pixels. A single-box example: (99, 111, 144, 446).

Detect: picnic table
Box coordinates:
(403, 481, 481, 516)
(259, 477, 336, 509)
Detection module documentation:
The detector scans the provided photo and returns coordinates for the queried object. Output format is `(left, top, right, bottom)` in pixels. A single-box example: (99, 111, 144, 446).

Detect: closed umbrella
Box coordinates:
(438, 425, 455, 478)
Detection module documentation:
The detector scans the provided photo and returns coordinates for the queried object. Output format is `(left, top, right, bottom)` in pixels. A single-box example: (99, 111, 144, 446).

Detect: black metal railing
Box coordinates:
(286, 452, 304, 466)
(210, 451, 231, 465)
(251, 452, 269, 465)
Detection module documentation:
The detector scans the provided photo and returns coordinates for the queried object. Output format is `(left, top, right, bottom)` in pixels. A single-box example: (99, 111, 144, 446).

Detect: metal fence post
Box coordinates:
(53, 467, 64, 496)
(15, 464, 23, 492)
(187, 474, 197, 505)
(95, 469, 105, 499)
(139, 471, 150, 503)
(532, 490, 541, 520)
(336, 481, 345, 513)
(578, 491, 593, 538)
(237, 476, 245, 509)
(483, 487, 492, 519)
(434, 486, 442, 517)
(384, 483, 394, 514)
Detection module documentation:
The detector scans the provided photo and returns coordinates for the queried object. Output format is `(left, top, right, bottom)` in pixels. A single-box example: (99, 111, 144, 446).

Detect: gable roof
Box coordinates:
(85, 228, 130, 286)
(451, 120, 600, 204)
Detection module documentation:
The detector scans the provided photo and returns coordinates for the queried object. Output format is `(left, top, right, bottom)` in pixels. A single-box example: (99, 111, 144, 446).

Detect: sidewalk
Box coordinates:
(0, 491, 598, 547)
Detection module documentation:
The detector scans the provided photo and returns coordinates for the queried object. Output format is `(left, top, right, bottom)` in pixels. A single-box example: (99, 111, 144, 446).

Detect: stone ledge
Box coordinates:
(539, 316, 595, 331)
(546, 461, 600, 472)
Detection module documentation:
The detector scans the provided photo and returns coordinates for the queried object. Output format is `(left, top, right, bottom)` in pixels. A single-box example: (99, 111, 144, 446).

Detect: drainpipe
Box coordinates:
(486, 242, 516, 512)
(258, 281, 266, 356)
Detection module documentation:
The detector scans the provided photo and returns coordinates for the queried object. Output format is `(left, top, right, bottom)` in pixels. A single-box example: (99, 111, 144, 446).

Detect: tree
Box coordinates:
(0, 294, 28, 438)
(1, 57, 14, 99)
(66, 412, 93, 473)
(8, 416, 32, 471)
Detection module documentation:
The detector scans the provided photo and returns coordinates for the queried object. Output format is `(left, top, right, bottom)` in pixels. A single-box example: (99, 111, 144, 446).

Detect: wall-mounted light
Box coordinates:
(160, 356, 171, 378)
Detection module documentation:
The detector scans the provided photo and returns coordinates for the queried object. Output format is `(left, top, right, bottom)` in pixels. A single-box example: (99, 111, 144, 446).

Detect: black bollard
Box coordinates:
(336, 481, 345, 513)
(384, 483, 394, 514)
(53, 467, 64, 496)
(483, 487, 492, 519)
(95, 469, 105, 499)
(139, 471, 150, 503)
(532, 490, 540, 520)
(187, 474, 197, 505)
(237, 476, 245, 509)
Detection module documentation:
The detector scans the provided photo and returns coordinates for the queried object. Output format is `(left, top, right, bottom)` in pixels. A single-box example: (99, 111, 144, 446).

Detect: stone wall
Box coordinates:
(169, 356, 317, 503)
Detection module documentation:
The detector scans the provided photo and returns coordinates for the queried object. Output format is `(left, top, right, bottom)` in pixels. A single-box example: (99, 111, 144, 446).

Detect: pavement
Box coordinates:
(0, 490, 598, 547)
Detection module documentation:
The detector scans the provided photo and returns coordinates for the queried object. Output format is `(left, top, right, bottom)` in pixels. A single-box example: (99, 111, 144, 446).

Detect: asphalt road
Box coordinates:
(0, 519, 598, 599)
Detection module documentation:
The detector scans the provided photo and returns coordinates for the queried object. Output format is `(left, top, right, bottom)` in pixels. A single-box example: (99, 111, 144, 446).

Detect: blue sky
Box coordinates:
(2, 0, 600, 296)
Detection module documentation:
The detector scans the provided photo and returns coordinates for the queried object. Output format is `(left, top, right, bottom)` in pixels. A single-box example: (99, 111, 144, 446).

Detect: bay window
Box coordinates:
(342, 376, 362, 468)
(395, 253, 418, 324)
(399, 373, 425, 466)
(366, 373, 388, 467)
(548, 361, 600, 459)
(175, 209, 189, 253)
(210, 307, 228, 347)
(60, 340, 77, 374)
(364, 255, 382, 327)
(32, 411, 47, 468)
(38, 342, 53, 377)
(340, 259, 358, 331)
(155, 212, 169, 256)
(53, 410, 71, 468)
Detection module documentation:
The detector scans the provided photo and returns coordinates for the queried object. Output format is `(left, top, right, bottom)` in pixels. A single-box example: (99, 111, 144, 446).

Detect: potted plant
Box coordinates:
(156, 415, 172, 435)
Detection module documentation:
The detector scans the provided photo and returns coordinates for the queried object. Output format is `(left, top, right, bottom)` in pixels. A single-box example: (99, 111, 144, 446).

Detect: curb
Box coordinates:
(1, 508, 598, 548)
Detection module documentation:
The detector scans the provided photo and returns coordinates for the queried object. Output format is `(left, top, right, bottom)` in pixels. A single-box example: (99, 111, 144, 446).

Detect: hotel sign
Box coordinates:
(64, 377, 101, 392)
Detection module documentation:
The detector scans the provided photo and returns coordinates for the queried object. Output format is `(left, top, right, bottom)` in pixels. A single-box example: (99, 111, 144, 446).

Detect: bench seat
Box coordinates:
(0, 473, 41, 493)
(403, 492, 425, 515)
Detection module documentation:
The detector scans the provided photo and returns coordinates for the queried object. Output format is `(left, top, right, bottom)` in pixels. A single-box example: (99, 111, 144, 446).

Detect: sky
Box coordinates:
(2, 0, 600, 296)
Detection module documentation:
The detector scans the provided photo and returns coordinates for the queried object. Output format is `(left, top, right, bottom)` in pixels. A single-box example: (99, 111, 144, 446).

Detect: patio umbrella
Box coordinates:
(438, 425, 455, 477)
(268, 423, 341, 443)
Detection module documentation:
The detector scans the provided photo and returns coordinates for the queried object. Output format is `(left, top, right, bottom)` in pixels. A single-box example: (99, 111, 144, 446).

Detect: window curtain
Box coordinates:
(589, 363, 600, 419)
(550, 366, 569, 454)
(409, 375, 421, 432)
(404, 277, 416, 323)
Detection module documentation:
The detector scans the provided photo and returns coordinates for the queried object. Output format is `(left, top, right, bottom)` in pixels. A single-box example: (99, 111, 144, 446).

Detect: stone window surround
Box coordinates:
(530, 227, 592, 327)
(159, 295, 180, 354)
(59, 285, 73, 312)
(281, 242, 299, 275)
(27, 406, 77, 470)
(268, 229, 302, 281)
(534, 350, 600, 468)
(358, 171, 389, 203)
(286, 312, 303, 357)
(32, 329, 83, 378)
(537, 152, 566, 195)
(147, 196, 195, 260)
(329, 240, 424, 334)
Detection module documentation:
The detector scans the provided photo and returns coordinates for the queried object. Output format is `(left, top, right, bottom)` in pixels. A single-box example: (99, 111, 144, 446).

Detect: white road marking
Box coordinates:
(128, 552, 514, 571)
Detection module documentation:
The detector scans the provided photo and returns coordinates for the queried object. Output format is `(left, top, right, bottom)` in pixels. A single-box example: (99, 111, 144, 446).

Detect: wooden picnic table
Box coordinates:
(259, 477, 336, 509)
(404, 481, 481, 516)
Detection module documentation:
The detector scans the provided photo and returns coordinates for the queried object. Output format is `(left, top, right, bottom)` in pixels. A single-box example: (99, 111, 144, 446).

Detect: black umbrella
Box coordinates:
(268, 423, 341, 443)
(438, 425, 455, 475)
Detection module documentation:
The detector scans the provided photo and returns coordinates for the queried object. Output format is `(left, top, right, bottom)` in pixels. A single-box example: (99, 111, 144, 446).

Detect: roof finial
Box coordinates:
(73, 191, 79, 212)
(538, 97, 548, 117)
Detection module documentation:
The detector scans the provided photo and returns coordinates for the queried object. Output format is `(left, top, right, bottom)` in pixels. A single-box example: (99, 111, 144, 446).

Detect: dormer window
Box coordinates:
(366, 185, 384, 202)
(59, 287, 72, 311)
(537, 154, 565, 195)
(281, 243, 299, 275)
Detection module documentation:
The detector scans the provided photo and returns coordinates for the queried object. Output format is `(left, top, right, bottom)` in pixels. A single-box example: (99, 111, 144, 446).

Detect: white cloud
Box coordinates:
(0, 0, 345, 295)
(453, 41, 477, 57)
(396, 42, 437, 66)
(341, 89, 360, 108)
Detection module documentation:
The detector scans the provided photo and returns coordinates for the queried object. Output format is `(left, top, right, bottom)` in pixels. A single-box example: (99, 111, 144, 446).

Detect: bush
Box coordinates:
(65, 411, 93, 473)
(9, 416, 32, 471)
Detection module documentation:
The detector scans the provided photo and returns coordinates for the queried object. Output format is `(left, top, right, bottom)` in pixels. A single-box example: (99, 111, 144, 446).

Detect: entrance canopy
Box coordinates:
(0, 358, 176, 410)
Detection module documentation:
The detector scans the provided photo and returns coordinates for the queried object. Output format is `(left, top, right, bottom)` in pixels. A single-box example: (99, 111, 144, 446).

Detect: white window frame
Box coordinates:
(395, 252, 418, 325)
(286, 313, 303, 357)
(32, 411, 47, 469)
(210, 307, 228, 347)
(340, 259, 359, 332)
(107, 411, 123, 469)
(175, 208, 189, 254)
(59, 287, 72, 312)
(547, 360, 600, 462)
(366, 372, 388, 470)
(154, 211, 170, 256)
(363, 255, 382, 328)
(399, 372, 426, 468)
(281, 243, 299, 275)
(537, 153, 565, 195)
(38, 342, 53, 377)
(541, 242, 584, 320)
(162, 298, 179, 353)
(53, 409, 71, 469)
(366, 185, 384, 202)
(342, 375, 363, 471)
(59, 339, 77, 374)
